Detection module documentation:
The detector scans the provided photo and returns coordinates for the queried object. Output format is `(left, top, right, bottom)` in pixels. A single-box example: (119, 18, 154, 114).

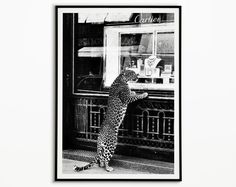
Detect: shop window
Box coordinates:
(73, 13, 176, 94)
(104, 24, 175, 90)
(74, 23, 104, 93)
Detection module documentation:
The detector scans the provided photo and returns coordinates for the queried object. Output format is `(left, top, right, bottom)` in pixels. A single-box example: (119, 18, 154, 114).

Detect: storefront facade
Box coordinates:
(62, 11, 179, 163)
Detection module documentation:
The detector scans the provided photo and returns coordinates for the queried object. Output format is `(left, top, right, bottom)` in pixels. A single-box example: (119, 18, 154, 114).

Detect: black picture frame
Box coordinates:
(55, 5, 181, 181)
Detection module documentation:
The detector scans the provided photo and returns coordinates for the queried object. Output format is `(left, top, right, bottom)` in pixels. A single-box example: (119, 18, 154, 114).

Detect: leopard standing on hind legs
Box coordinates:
(73, 70, 148, 172)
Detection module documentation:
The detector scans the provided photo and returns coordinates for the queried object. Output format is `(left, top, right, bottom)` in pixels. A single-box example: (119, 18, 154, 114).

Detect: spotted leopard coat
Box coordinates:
(74, 70, 148, 172)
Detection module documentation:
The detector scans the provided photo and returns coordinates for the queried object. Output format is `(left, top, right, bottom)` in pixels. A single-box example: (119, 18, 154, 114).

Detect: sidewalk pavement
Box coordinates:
(63, 159, 152, 174)
(63, 149, 174, 174)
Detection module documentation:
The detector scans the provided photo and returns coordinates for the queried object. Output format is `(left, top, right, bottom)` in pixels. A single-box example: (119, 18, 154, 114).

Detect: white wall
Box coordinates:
(0, 0, 236, 186)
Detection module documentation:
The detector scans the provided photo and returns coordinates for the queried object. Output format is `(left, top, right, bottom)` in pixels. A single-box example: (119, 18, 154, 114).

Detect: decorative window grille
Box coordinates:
(74, 97, 174, 150)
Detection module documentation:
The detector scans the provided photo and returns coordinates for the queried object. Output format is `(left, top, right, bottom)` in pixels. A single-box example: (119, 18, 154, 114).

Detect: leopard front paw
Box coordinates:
(142, 92, 148, 98)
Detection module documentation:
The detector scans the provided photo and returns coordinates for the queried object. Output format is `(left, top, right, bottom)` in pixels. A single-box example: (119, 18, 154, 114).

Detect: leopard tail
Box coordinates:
(73, 156, 98, 172)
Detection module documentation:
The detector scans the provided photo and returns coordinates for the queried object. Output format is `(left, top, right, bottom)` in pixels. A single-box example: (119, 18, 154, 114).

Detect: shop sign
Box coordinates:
(134, 15, 161, 24)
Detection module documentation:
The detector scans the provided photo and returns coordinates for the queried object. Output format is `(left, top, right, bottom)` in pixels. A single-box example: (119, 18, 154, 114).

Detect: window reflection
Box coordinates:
(120, 33, 153, 72)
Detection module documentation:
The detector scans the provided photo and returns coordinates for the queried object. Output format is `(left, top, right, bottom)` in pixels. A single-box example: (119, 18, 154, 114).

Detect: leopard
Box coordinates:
(73, 69, 148, 172)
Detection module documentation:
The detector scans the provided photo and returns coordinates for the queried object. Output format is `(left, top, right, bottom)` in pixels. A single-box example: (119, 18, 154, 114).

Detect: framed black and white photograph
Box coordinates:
(56, 5, 181, 181)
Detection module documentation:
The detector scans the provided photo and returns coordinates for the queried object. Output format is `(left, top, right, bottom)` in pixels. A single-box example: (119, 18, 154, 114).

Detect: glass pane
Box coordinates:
(74, 22, 104, 92)
(156, 32, 174, 84)
(120, 33, 153, 71)
(156, 32, 174, 54)
(74, 57, 103, 91)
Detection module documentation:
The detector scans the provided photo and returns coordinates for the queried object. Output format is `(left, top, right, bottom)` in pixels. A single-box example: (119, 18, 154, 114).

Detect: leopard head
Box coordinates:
(120, 70, 138, 83)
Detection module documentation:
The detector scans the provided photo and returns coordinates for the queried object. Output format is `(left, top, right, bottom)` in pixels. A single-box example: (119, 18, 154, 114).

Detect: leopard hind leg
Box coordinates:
(97, 142, 106, 168)
(105, 160, 113, 172)
(99, 160, 105, 167)
(100, 139, 116, 172)
(104, 148, 115, 172)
